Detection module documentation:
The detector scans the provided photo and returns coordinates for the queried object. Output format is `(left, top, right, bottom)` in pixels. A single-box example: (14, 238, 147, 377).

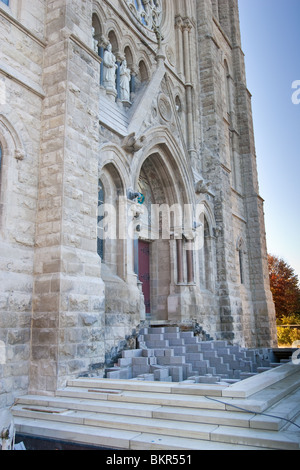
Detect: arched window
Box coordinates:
(199, 215, 214, 291)
(239, 248, 244, 285)
(135, 60, 149, 93)
(97, 179, 105, 260)
(125, 0, 162, 31)
(237, 238, 246, 285)
(204, 217, 213, 290)
(108, 30, 118, 55)
(124, 46, 134, 70)
(98, 163, 125, 279)
(175, 95, 182, 114)
(138, 60, 148, 82)
(92, 13, 102, 39)
(224, 60, 231, 116)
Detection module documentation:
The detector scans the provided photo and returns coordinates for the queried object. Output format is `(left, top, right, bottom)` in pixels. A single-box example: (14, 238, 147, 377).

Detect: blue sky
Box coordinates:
(238, 0, 300, 279)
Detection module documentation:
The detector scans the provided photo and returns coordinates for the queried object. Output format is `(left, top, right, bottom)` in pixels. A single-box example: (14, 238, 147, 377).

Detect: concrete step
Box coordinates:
(15, 371, 300, 431)
(13, 405, 221, 441)
(13, 404, 300, 450)
(14, 392, 278, 431)
(57, 387, 228, 410)
(65, 378, 228, 395)
(13, 416, 270, 450)
(12, 364, 300, 450)
(14, 394, 163, 418)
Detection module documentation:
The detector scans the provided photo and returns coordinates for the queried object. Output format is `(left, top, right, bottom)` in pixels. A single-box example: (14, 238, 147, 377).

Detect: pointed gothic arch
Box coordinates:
(132, 128, 197, 321)
(195, 200, 217, 292)
(237, 236, 247, 285)
(98, 162, 125, 279)
(0, 114, 27, 232)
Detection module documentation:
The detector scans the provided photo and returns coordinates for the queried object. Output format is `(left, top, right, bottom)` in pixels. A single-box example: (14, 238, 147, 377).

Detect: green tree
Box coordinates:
(268, 254, 300, 322)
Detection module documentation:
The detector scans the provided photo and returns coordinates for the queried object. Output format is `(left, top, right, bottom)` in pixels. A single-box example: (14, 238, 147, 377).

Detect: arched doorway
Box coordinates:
(135, 150, 192, 322)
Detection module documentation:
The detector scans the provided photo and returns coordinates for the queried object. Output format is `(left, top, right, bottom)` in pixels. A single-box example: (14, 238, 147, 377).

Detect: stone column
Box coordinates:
(30, 0, 105, 395)
(186, 242, 194, 284)
(182, 18, 196, 159)
(176, 238, 184, 284)
(175, 16, 184, 79)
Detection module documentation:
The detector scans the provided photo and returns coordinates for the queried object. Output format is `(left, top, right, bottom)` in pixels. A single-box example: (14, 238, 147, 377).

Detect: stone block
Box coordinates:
(118, 357, 132, 367)
(132, 365, 150, 376)
(164, 327, 179, 333)
(153, 368, 169, 381)
(169, 366, 183, 382)
(148, 328, 165, 334)
(122, 349, 143, 358)
(132, 357, 149, 365)
(142, 349, 155, 357)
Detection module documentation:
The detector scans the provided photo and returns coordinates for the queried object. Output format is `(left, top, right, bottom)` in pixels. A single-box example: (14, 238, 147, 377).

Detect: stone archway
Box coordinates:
(136, 150, 192, 323)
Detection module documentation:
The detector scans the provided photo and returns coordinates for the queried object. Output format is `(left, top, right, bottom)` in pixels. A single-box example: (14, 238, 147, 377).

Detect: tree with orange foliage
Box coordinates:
(268, 254, 300, 321)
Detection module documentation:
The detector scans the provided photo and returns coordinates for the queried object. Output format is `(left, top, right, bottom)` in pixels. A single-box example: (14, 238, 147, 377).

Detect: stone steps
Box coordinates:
(12, 363, 300, 450)
(13, 416, 268, 451)
(13, 388, 300, 432)
(105, 326, 284, 383)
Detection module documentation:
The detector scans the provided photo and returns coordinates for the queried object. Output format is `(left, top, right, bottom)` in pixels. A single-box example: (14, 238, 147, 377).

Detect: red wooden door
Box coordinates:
(138, 240, 151, 314)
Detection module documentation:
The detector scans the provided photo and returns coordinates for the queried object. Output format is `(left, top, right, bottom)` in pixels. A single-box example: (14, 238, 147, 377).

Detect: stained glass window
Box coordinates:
(125, 0, 162, 31)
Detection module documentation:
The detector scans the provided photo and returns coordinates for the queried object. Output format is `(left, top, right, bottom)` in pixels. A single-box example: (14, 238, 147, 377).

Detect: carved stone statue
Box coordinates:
(103, 43, 117, 91)
(91, 27, 98, 53)
(120, 59, 131, 102)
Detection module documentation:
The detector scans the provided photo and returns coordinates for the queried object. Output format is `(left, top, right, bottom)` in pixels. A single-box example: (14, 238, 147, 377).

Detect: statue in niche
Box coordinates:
(120, 59, 131, 102)
(91, 27, 98, 53)
(103, 43, 117, 91)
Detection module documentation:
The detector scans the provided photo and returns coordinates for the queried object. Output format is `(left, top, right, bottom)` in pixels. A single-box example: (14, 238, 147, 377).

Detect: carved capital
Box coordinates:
(14, 149, 25, 161)
(175, 15, 183, 30)
(99, 36, 109, 48)
(182, 18, 193, 32)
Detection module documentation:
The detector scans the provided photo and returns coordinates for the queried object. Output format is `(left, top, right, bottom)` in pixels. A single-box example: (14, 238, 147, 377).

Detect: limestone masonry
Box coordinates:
(0, 0, 277, 408)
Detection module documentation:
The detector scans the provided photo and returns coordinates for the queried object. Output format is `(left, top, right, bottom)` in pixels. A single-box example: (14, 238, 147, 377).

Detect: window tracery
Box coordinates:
(124, 0, 162, 31)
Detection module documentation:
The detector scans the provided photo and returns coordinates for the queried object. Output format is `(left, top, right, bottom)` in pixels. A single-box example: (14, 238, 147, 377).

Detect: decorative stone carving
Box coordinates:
(14, 148, 25, 160)
(166, 45, 176, 67)
(158, 93, 172, 122)
(122, 132, 145, 153)
(91, 27, 98, 53)
(124, 0, 162, 31)
(120, 60, 131, 103)
(103, 43, 117, 91)
(214, 226, 222, 238)
(195, 178, 212, 195)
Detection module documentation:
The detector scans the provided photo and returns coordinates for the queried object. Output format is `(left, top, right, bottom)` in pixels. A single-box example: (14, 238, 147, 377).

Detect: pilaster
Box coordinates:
(30, 0, 105, 395)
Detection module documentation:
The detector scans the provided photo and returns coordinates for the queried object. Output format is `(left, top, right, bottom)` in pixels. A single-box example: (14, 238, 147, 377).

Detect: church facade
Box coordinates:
(0, 0, 277, 408)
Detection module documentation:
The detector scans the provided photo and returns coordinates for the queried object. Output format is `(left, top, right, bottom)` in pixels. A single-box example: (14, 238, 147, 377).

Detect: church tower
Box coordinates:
(0, 0, 277, 406)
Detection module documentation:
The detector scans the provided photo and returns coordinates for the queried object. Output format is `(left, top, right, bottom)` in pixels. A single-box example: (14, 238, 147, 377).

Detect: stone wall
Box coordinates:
(0, 0, 277, 409)
(30, 0, 106, 394)
(0, 1, 45, 407)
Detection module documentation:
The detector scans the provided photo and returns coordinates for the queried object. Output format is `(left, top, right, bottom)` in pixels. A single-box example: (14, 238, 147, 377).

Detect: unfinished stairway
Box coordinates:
(105, 327, 286, 383)
(12, 362, 300, 450)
